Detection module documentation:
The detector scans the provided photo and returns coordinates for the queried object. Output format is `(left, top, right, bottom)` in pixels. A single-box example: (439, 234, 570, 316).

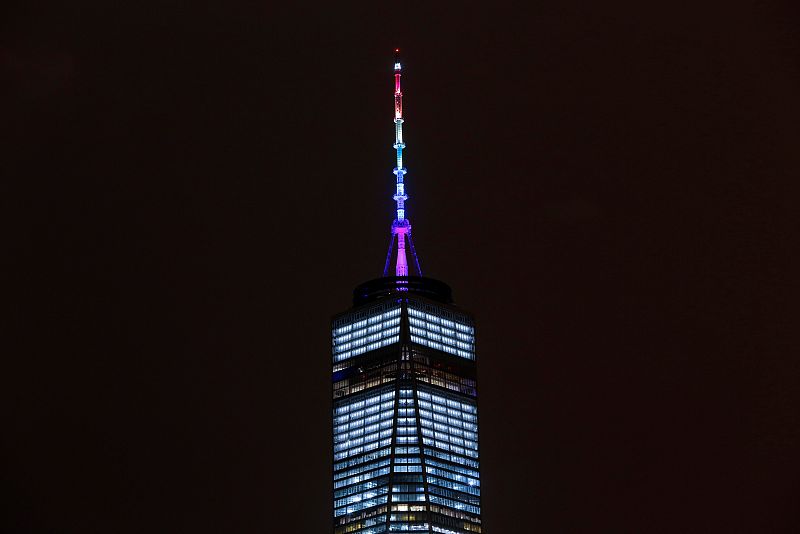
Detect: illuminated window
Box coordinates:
(333, 301, 482, 531)
(333, 304, 402, 363)
(407, 304, 475, 360)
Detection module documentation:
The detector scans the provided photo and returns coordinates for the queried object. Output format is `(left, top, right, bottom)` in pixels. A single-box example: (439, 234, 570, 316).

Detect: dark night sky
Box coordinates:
(3, 1, 798, 532)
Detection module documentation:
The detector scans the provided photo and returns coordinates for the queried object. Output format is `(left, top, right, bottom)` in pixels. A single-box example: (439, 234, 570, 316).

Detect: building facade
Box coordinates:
(331, 52, 483, 534)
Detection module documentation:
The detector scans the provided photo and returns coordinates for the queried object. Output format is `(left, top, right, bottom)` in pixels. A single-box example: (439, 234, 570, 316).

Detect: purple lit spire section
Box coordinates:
(394, 223, 409, 276)
(384, 49, 422, 278)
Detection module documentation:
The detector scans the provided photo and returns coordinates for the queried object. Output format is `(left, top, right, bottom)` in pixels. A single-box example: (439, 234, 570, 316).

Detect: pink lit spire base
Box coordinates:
(395, 226, 409, 277)
(384, 219, 421, 278)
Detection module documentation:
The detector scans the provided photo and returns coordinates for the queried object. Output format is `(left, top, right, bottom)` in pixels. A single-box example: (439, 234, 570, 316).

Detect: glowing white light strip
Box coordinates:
(334, 308, 401, 335)
(407, 308, 475, 360)
(411, 335, 474, 360)
(334, 320, 401, 351)
(409, 326, 473, 351)
(334, 336, 400, 362)
(408, 308, 474, 334)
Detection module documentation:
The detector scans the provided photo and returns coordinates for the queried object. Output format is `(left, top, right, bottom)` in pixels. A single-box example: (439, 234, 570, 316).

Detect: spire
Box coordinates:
(383, 49, 423, 278)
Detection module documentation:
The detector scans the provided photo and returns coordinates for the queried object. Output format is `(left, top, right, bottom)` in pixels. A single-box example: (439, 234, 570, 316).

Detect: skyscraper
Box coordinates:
(331, 51, 483, 534)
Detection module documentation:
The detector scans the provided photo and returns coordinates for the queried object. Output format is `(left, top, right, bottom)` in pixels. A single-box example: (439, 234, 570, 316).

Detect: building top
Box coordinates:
(353, 276, 453, 306)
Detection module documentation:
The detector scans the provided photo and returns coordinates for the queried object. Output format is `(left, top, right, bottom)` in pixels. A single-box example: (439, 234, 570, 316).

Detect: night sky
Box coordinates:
(3, 2, 798, 532)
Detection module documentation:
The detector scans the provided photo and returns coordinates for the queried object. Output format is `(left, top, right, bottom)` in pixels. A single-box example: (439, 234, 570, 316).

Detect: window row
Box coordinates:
(333, 306, 402, 336)
(425, 459, 479, 480)
(407, 306, 474, 334)
(420, 411, 478, 432)
(430, 524, 468, 534)
(334, 457, 391, 480)
(335, 336, 401, 363)
(409, 320, 474, 348)
(428, 485, 480, 506)
(422, 439, 479, 458)
(419, 421, 478, 442)
(408, 317, 474, 343)
(420, 429, 478, 451)
(389, 513, 425, 522)
(418, 391, 477, 413)
(335, 391, 395, 412)
(335, 493, 390, 517)
(335, 410, 396, 434)
(335, 504, 388, 528)
(334, 446, 392, 471)
(335, 438, 393, 461)
(335, 420, 394, 443)
(429, 503, 482, 525)
(391, 493, 427, 503)
(334, 466, 391, 489)
(409, 327, 473, 355)
(395, 426, 417, 436)
(335, 404, 397, 425)
(334, 486, 390, 509)
(408, 318, 472, 344)
(408, 366, 478, 398)
(427, 476, 480, 497)
(336, 469, 479, 495)
(334, 478, 389, 499)
(392, 484, 424, 493)
(427, 467, 479, 489)
(334, 375, 401, 398)
(335, 430, 394, 454)
(428, 495, 480, 516)
(347, 527, 386, 534)
(395, 416, 417, 425)
(335, 324, 401, 355)
(393, 465, 423, 473)
(387, 522, 429, 530)
(419, 404, 477, 422)
(410, 335, 474, 360)
(424, 447, 480, 470)
(392, 504, 426, 512)
(335, 404, 395, 422)
(335, 516, 386, 534)
(334, 312, 401, 343)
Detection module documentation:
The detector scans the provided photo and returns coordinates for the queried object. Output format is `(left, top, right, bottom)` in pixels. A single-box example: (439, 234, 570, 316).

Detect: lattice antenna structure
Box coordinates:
(383, 49, 423, 278)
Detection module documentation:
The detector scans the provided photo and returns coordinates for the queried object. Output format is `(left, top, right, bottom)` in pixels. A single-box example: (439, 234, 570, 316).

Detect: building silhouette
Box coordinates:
(331, 51, 483, 534)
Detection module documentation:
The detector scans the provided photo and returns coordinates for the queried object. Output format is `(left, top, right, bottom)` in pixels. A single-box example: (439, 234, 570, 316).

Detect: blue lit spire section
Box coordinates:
(384, 49, 423, 279)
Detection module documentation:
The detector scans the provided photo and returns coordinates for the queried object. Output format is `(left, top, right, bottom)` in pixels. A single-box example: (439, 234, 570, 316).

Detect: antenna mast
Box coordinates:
(384, 49, 423, 278)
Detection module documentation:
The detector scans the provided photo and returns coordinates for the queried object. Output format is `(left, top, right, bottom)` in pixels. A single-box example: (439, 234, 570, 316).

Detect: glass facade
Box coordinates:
(333, 290, 482, 534)
(333, 303, 402, 363)
(407, 303, 475, 361)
